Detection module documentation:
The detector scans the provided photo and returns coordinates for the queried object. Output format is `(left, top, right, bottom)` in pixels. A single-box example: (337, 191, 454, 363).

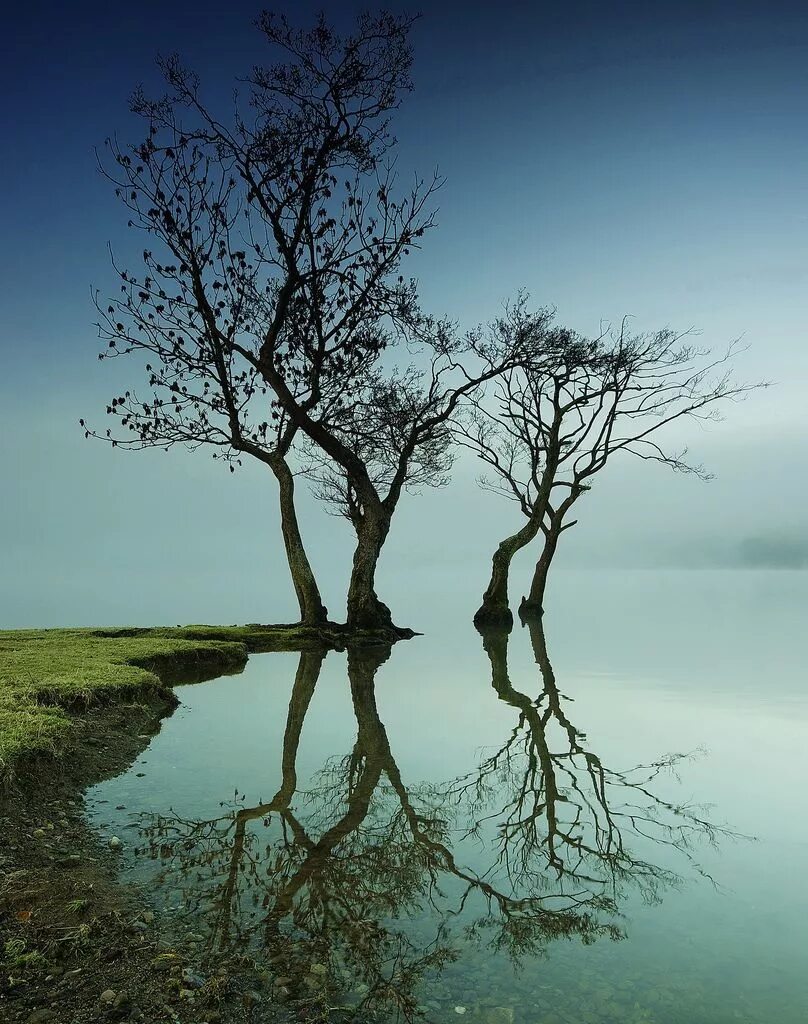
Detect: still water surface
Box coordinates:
(87, 571, 808, 1023)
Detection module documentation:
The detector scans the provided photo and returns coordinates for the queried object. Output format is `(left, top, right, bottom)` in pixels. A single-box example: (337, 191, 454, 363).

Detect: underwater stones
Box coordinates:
(181, 968, 206, 989)
(481, 1009, 514, 1024)
(107, 836, 122, 851)
(27, 1011, 57, 1024)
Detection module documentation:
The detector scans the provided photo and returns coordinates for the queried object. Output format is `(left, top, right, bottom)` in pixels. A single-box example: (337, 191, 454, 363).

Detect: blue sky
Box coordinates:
(1, 0, 807, 626)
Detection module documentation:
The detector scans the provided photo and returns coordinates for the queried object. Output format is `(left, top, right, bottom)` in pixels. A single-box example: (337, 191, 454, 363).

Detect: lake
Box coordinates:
(86, 570, 808, 1023)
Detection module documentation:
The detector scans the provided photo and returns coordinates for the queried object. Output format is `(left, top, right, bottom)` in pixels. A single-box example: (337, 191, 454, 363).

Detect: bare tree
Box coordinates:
(301, 316, 545, 632)
(460, 305, 760, 626)
(84, 11, 443, 633)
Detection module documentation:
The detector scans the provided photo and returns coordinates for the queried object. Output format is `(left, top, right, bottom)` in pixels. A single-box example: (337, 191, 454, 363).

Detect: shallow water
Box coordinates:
(87, 571, 808, 1023)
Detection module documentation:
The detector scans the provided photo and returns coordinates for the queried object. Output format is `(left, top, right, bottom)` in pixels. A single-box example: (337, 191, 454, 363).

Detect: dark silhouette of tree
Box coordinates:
(82, 11, 456, 634)
(132, 624, 732, 1017)
(459, 307, 759, 625)
(301, 315, 550, 621)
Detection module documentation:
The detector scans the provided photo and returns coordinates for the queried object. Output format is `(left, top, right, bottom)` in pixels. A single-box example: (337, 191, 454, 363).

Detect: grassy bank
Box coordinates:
(0, 623, 360, 781)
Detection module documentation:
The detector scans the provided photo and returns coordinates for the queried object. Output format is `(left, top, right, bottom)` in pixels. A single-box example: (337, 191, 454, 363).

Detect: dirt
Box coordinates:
(0, 697, 357, 1024)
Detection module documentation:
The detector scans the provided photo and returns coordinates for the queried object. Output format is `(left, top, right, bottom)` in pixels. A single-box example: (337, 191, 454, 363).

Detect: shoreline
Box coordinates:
(0, 622, 403, 1023)
(0, 621, 409, 784)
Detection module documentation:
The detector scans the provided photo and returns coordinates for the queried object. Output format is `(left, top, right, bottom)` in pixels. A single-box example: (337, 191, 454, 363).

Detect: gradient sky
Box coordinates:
(1, 0, 807, 627)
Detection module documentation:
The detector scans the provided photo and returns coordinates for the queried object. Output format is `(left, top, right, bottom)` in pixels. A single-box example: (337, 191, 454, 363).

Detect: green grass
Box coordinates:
(0, 624, 316, 780)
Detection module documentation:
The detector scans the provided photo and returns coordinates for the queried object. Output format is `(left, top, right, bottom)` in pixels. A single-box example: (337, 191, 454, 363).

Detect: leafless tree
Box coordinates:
(459, 303, 760, 625)
(300, 316, 548, 627)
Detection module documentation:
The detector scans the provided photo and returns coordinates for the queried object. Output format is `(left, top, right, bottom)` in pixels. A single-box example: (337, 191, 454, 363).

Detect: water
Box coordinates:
(87, 570, 808, 1023)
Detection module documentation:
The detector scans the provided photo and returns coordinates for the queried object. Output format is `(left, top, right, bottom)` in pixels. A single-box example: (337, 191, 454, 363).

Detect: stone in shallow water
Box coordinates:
(481, 1009, 514, 1024)
(181, 968, 205, 989)
(27, 1011, 57, 1024)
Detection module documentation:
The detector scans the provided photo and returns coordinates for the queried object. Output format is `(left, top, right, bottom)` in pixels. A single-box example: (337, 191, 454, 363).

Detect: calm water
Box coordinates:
(87, 571, 808, 1023)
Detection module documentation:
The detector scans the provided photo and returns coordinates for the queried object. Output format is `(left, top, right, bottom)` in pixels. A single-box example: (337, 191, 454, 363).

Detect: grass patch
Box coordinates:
(0, 625, 294, 780)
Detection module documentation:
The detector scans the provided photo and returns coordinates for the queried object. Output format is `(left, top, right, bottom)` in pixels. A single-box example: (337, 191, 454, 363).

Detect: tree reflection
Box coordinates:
(136, 628, 731, 1019)
(463, 622, 727, 925)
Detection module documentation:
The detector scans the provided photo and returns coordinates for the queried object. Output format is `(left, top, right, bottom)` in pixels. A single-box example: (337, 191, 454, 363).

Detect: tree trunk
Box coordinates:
(519, 525, 560, 619)
(346, 510, 397, 632)
(474, 515, 542, 629)
(274, 649, 327, 804)
(269, 457, 328, 626)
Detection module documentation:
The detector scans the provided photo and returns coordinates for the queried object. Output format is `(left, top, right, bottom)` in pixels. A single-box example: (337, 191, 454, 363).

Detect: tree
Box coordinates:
(302, 314, 545, 633)
(460, 308, 758, 626)
(85, 11, 440, 632)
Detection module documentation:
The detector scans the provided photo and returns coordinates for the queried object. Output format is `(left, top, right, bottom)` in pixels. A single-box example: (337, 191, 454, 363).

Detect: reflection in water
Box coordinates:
(133, 623, 730, 1019)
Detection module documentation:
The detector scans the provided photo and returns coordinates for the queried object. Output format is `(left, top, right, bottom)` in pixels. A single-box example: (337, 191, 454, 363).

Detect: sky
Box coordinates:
(1, 0, 807, 627)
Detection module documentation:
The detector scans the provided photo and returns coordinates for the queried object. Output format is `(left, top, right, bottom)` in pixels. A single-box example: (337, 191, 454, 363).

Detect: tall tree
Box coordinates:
(460, 311, 758, 626)
(85, 11, 438, 631)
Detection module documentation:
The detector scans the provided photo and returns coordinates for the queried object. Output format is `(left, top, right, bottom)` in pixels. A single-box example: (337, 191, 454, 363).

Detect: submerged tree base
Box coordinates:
(472, 603, 515, 631)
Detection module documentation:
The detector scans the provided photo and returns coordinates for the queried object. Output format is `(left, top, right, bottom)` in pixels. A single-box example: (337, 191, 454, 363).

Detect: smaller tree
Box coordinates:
(460, 308, 760, 626)
(301, 315, 545, 632)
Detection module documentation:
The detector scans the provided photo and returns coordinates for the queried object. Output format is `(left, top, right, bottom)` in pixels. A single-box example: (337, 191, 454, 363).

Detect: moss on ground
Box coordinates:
(0, 623, 350, 780)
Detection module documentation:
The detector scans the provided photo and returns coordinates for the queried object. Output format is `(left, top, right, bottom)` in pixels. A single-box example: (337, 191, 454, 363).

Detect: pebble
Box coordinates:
(141, 911, 155, 924)
(181, 969, 206, 990)
(455, 1008, 467, 1015)
(27, 1011, 57, 1024)
(100, 989, 117, 1004)
(107, 836, 123, 851)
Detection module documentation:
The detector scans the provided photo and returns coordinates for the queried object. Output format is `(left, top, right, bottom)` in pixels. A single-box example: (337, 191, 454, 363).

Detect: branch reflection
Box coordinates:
(135, 625, 731, 1019)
